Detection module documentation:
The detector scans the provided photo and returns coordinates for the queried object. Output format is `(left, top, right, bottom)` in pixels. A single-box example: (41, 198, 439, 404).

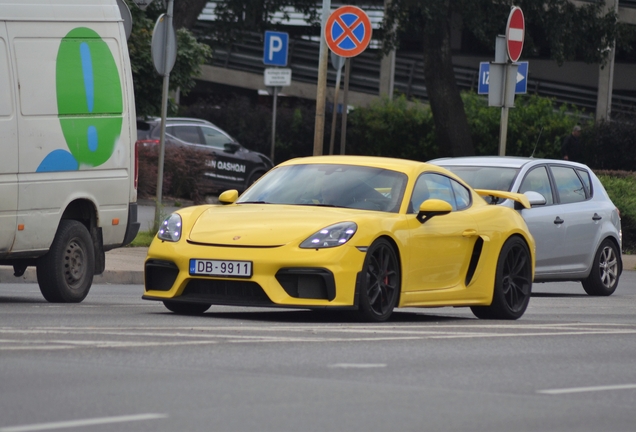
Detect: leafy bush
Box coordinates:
(462, 92, 586, 158)
(137, 144, 210, 203)
(346, 96, 438, 160)
(596, 170, 636, 252)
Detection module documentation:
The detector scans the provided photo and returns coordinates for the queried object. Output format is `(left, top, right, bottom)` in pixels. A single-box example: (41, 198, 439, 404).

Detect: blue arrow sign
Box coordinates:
(263, 31, 289, 66)
(478, 61, 528, 95)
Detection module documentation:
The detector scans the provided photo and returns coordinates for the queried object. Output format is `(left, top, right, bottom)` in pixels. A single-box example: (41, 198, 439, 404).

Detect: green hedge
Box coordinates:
(595, 171, 636, 253)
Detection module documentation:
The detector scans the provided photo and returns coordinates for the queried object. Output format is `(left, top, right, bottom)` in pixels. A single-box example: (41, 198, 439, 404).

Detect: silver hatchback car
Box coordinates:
(431, 156, 622, 296)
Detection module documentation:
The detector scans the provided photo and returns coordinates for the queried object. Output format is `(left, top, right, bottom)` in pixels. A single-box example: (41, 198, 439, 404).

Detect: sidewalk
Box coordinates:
(0, 247, 148, 285)
(1, 247, 634, 285)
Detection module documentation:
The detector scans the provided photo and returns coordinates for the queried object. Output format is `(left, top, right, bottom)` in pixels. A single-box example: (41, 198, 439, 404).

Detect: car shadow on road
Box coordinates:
(531, 293, 589, 298)
(0, 296, 45, 304)
(154, 308, 475, 324)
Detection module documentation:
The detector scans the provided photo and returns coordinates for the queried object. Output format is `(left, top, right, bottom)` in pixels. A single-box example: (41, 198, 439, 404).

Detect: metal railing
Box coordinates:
(202, 32, 636, 116)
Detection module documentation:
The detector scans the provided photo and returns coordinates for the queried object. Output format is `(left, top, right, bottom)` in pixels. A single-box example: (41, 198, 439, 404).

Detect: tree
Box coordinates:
(172, 0, 211, 30)
(382, 0, 619, 157)
(141, 0, 622, 156)
(125, 1, 212, 116)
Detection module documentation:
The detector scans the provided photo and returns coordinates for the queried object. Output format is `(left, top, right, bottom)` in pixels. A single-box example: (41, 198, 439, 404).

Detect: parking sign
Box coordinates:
(263, 31, 289, 66)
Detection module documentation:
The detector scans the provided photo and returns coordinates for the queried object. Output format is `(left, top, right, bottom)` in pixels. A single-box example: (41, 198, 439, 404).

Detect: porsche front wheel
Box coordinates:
(471, 236, 532, 320)
(357, 239, 400, 322)
(163, 301, 211, 315)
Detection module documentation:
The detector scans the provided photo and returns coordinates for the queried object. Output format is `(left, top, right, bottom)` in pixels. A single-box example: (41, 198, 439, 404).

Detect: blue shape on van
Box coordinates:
(36, 149, 79, 172)
(80, 42, 94, 113)
(87, 125, 98, 152)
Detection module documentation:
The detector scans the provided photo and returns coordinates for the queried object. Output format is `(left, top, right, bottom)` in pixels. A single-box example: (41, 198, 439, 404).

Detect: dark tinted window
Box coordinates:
(167, 125, 202, 144)
(201, 126, 233, 148)
(519, 166, 554, 205)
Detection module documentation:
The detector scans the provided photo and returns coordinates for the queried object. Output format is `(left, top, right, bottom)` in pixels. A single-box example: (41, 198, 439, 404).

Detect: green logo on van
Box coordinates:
(37, 27, 123, 172)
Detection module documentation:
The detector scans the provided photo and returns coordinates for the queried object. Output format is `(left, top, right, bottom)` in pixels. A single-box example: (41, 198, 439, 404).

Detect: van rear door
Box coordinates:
(0, 22, 17, 255)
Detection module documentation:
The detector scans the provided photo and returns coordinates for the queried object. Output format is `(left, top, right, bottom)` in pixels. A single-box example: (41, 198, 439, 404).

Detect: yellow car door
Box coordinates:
(403, 172, 479, 292)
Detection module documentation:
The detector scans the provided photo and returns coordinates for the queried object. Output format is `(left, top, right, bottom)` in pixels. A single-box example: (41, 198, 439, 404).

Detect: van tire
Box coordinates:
(37, 220, 95, 303)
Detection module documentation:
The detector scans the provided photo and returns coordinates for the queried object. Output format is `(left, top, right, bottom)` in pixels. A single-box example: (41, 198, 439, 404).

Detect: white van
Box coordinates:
(0, 0, 139, 302)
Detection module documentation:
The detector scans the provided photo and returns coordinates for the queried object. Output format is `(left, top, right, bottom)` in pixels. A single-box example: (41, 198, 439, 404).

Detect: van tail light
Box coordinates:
(136, 139, 160, 147)
(134, 141, 139, 190)
(616, 207, 621, 219)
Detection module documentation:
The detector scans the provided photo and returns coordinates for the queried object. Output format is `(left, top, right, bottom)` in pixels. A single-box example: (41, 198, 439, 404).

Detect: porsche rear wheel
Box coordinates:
(163, 301, 211, 315)
(582, 239, 620, 296)
(358, 239, 400, 322)
(471, 236, 532, 320)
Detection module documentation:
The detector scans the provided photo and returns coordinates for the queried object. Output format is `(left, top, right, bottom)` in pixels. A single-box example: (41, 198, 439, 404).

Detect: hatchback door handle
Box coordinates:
(463, 229, 478, 237)
(592, 213, 602, 221)
(554, 217, 564, 225)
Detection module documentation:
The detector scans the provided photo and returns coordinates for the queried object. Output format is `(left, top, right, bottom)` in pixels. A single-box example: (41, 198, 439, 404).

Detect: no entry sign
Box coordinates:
(325, 6, 372, 58)
(506, 7, 525, 62)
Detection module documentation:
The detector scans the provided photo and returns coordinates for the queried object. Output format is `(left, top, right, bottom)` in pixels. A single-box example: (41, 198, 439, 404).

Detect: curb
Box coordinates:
(0, 268, 144, 285)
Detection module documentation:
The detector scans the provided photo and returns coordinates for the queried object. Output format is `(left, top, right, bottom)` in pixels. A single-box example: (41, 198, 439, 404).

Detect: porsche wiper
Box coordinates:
(238, 201, 270, 204)
(298, 203, 339, 208)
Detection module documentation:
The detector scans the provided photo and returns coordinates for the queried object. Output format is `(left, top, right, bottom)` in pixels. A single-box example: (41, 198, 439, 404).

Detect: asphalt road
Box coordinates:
(1, 274, 636, 432)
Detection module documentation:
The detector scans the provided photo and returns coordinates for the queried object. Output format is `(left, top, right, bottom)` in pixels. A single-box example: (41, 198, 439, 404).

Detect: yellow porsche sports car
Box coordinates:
(143, 156, 536, 322)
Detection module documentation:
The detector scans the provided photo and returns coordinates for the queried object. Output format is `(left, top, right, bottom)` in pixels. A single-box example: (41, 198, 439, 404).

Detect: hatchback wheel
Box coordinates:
(582, 239, 620, 296)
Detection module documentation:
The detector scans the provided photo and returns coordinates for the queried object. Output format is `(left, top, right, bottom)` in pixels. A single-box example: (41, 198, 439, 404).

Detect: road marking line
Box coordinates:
(0, 413, 167, 432)
(329, 363, 387, 368)
(538, 384, 636, 395)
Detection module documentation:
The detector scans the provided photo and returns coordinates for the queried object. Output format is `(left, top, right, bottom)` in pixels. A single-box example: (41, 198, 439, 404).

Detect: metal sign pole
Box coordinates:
(329, 54, 344, 155)
(340, 58, 351, 155)
(270, 86, 279, 162)
(313, 0, 331, 156)
(154, 0, 173, 229)
(498, 62, 509, 156)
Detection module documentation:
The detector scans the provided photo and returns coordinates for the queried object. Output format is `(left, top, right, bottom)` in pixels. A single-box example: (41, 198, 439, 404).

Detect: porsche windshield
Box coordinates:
(238, 164, 408, 212)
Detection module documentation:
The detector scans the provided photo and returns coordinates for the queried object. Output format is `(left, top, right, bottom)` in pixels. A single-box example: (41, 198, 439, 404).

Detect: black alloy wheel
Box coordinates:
(358, 238, 400, 322)
(471, 236, 532, 320)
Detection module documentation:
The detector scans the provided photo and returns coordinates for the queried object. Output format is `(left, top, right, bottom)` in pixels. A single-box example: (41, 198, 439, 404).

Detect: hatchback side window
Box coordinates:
(576, 168, 592, 197)
(551, 166, 586, 204)
(201, 126, 233, 149)
(168, 125, 203, 144)
(519, 167, 553, 205)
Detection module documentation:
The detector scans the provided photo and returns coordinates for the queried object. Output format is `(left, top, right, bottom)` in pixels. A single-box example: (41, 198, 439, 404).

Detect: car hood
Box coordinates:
(187, 204, 361, 247)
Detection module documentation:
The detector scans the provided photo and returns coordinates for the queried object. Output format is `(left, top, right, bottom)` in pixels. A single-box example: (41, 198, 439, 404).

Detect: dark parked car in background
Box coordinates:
(431, 156, 622, 296)
(137, 117, 273, 193)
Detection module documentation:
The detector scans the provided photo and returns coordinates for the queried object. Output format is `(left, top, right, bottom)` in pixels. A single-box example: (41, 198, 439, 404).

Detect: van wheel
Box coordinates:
(37, 220, 95, 303)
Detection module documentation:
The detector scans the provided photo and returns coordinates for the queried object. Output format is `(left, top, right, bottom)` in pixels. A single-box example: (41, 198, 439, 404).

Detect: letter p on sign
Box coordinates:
(263, 31, 289, 66)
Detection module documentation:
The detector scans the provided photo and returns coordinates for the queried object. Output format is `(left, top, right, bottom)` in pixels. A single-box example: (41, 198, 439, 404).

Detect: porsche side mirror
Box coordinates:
(523, 191, 547, 207)
(416, 199, 452, 223)
(219, 189, 239, 204)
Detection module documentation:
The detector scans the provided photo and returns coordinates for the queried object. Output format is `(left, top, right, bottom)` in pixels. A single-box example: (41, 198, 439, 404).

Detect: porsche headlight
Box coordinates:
(157, 213, 182, 242)
(300, 222, 357, 249)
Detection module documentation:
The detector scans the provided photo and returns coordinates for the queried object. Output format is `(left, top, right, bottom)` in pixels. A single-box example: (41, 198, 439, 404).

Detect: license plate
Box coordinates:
(189, 259, 252, 277)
